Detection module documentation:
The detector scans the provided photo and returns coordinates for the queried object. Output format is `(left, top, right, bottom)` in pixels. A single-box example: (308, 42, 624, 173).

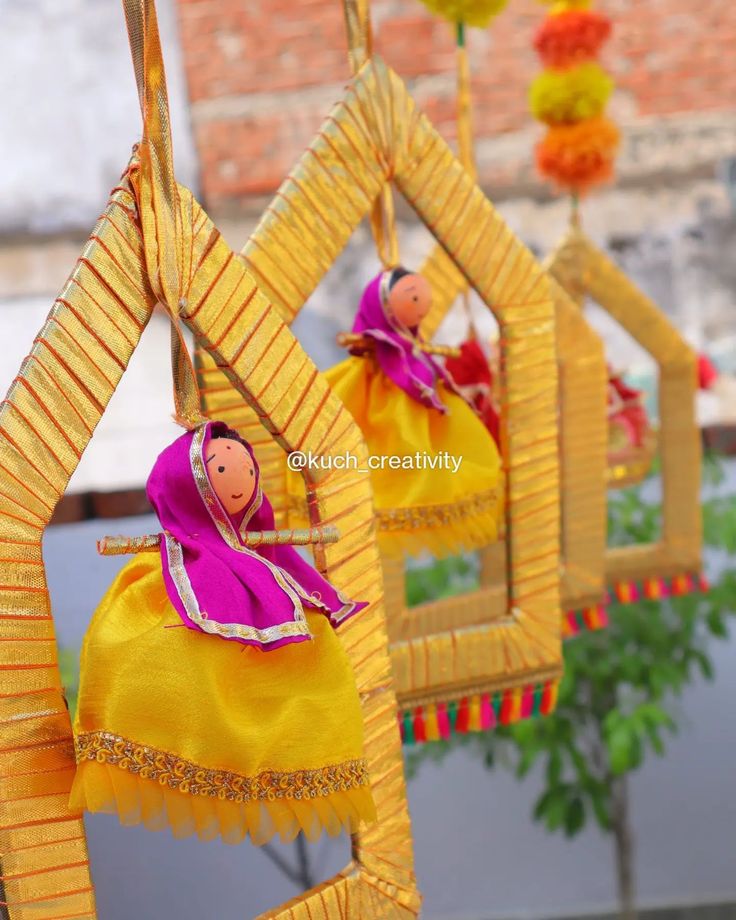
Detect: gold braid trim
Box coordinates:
(97, 527, 340, 555)
(289, 486, 502, 532)
(97, 534, 162, 555)
(75, 732, 370, 803)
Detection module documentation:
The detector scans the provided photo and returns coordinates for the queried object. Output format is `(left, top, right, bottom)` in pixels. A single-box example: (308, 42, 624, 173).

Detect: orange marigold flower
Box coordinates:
(534, 10, 612, 68)
(536, 116, 621, 194)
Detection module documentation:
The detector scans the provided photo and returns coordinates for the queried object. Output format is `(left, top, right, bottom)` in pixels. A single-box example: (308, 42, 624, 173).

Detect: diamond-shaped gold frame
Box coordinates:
(417, 245, 609, 622)
(545, 226, 702, 586)
(198, 55, 563, 715)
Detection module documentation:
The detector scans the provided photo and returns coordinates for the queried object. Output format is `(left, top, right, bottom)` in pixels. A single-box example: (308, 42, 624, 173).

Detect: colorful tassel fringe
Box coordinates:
(562, 572, 708, 639)
(400, 680, 559, 745)
(401, 573, 708, 745)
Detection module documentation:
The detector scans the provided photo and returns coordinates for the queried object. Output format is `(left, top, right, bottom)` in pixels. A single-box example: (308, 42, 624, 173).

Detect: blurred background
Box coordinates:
(1, 0, 735, 918)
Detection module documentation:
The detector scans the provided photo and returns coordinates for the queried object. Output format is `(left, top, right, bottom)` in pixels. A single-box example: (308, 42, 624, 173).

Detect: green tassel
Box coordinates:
(532, 685, 543, 717)
(448, 699, 458, 732)
(492, 692, 502, 721)
(403, 711, 415, 745)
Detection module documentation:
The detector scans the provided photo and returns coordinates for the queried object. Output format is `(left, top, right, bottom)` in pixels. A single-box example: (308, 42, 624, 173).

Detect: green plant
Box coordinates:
(405, 552, 479, 606)
(406, 455, 736, 920)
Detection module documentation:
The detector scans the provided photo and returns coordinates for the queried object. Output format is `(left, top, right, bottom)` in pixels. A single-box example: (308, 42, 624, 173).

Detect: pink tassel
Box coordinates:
(521, 685, 534, 719)
(480, 694, 495, 730)
(437, 702, 451, 739)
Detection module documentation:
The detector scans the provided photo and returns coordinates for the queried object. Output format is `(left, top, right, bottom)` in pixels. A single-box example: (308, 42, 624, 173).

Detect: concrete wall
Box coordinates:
(0, 0, 197, 235)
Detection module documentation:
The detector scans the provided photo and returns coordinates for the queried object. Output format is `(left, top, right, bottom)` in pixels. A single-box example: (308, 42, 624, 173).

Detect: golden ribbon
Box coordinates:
(342, 0, 400, 268)
(123, 0, 202, 427)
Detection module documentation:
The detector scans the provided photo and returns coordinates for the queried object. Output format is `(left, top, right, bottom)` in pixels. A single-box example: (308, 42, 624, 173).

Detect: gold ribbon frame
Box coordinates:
(545, 226, 702, 586)
(198, 5, 564, 716)
(0, 1, 420, 917)
(418, 246, 609, 621)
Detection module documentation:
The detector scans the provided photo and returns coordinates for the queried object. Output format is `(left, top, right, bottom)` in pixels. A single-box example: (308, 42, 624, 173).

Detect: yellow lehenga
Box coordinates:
(288, 353, 503, 559)
(71, 553, 376, 845)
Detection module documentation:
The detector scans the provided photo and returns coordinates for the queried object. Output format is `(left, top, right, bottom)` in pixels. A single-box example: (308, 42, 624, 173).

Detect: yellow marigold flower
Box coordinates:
(529, 61, 613, 125)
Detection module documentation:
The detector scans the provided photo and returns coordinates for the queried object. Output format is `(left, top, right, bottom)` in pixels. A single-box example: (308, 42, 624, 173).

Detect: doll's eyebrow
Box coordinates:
(206, 453, 215, 463)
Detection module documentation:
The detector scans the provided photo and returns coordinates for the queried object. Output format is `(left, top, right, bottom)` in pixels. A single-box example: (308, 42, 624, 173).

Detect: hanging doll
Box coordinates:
(607, 367, 651, 463)
(444, 337, 501, 446)
(287, 267, 503, 558)
(71, 420, 376, 845)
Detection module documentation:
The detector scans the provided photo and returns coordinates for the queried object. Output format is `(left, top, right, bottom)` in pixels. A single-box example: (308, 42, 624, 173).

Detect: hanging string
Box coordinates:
(369, 185, 400, 269)
(123, 0, 203, 428)
(455, 21, 477, 180)
(454, 20, 481, 339)
(343, 0, 372, 73)
(341, 0, 400, 269)
(570, 190, 581, 228)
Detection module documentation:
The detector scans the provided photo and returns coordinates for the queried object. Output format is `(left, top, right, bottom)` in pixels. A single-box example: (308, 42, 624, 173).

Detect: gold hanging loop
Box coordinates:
(369, 184, 400, 269)
(342, 0, 400, 268)
(461, 288, 479, 340)
(342, 0, 372, 73)
(123, 0, 202, 427)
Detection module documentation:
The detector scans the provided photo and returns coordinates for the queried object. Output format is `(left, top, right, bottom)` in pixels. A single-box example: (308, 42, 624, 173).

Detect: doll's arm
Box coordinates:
(97, 527, 340, 555)
(336, 332, 460, 358)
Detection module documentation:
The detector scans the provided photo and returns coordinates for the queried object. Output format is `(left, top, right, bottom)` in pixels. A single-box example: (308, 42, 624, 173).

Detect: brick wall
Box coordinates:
(175, 0, 736, 210)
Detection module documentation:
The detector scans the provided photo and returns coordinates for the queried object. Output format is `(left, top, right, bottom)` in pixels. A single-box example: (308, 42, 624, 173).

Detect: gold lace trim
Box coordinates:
(289, 486, 502, 532)
(75, 732, 370, 803)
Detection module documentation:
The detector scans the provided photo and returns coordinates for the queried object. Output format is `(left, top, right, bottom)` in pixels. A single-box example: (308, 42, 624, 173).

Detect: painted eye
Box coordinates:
(250, 469, 254, 476)
(218, 466, 225, 473)
(413, 296, 418, 301)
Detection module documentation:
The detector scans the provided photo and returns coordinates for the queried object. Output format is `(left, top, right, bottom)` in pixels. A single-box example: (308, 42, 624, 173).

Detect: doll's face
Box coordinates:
(206, 437, 256, 516)
(385, 273, 432, 328)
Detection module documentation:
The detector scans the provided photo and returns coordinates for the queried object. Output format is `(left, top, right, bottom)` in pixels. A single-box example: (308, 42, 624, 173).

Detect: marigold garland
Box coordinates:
(530, 0, 618, 196)
(534, 9, 612, 68)
(417, 0, 509, 28)
(530, 61, 613, 125)
(536, 116, 620, 192)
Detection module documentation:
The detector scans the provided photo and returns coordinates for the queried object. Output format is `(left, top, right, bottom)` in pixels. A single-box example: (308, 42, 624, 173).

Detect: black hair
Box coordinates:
(211, 428, 243, 443)
(387, 266, 412, 291)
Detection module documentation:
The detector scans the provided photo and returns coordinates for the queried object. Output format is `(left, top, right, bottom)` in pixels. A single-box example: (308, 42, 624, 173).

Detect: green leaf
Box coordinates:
(546, 749, 562, 785)
(534, 785, 570, 831)
(564, 797, 585, 837)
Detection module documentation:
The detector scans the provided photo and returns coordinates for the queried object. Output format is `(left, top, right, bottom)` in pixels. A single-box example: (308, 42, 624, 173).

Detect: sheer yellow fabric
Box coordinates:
(71, 554, 375, 845)
(288, 356, 504, 558)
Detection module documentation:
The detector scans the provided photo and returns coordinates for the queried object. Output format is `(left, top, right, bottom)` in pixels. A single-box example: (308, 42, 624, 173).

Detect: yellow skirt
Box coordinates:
(288, 356, 504, 558)
(70, 554, 376, 845)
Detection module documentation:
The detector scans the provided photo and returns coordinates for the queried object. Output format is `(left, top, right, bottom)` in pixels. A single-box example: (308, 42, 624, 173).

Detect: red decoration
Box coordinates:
(445, 339, 501, 443)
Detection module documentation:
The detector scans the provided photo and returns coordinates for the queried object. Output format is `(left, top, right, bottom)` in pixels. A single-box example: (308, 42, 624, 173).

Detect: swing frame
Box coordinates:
(419, 245, 610, 631)
(197, 54, 565, 717)
(545, 225, 702, 590)
(0, 2, 416, 916)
